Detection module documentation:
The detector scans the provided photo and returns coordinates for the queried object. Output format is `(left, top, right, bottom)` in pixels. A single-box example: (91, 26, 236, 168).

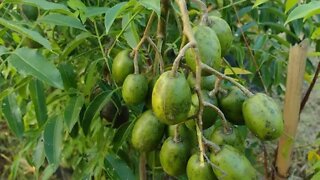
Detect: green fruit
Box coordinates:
(210, 126, 244, 151)
(219, 86, 247, 125)
(122, 74, 148, 105)
(242, 93, 284, 140)
(112, 50, 134, 85)
(131, 110, 165, 152)
(185, 25, 221, 73)
(146, 150, 162, 169)
(21, 4, 38, 21)
(187, 154, 217, 180)
(188, 90, 218, 129)
(210, 145, 257, 179)
(160, 137, 190, 176)
(146, 75, 159, 109)
(207, 16, 233, 56)
(152, 71, 192, 125)
(187, 73, 216, 90)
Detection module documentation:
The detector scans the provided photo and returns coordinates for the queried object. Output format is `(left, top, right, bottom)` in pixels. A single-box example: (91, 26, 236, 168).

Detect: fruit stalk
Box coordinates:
(201, 63, 253, 97)
(203, 101, 231, 132)
(139, 153, 147, 180)
(176, 0, 206, 164)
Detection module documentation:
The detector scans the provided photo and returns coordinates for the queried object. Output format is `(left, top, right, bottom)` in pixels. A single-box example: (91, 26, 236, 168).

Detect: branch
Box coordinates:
(201, 63, 254, 97)
(171, 42, 195, 76)
(203, 101, 231, 132)
(300, 61, 320, 112)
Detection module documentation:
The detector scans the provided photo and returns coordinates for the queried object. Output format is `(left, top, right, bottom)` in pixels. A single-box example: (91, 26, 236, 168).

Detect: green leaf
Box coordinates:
(311, 27, 320, 40)
(84, 7, 109, 18)
(104, 154, 135, 180)
(252, 0, 268, 8)
(7, 48, 64, 89)
(258, 22, 299, 41)
(105, 2, 127, 34)
(285, 1, 320, 24)
(44, 115, 63, 165)
(138, 0, 160, 16)
(0, 46, 8, 56)
(42, 164, 59, 180)
(0, 18, 51, 50)
(60, 32, 92, 61)
(29, 79, 48, 127)
(38, 14, 86, 31)
(58, 63, 77, 90)
(285, 0, 298, 13)
(64, 95, 84, 132)
(1, 93, 24, 138)
(112, 120, 136, 152)
(81, 89, 119, 135)
(33, 137, 45, 170)
(22, 0, 70, 13)
(122, 13, 140, 49)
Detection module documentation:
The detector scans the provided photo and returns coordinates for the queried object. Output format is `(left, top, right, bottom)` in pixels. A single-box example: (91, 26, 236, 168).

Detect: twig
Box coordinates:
(201, 63, 254, 97)
(139, 153, 147, 180)
(203, 101, 231, 132)
(173, 124, 180, 142)
(203, 152, 227, 176)
(300, 61, 320, 112)
(146, 37, 164, 73)
(131, 12, 156, 74)
(262, 143, 269, 179)
(209, 77, 222, 97)
(232, 3, 268, 94)
(171, 42, 195, 76)
(176, 0, 206, 164)
(202, 136, 220, 152)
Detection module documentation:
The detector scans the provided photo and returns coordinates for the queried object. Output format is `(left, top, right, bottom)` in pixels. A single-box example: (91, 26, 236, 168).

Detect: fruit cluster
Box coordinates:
(100, 10, 284, 180)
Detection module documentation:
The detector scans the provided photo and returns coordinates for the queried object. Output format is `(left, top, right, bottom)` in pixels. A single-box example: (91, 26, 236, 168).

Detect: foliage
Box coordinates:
(0, 0, 319, 179)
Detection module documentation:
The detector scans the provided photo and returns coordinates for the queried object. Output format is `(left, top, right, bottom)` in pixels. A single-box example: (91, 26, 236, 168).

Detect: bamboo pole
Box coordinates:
(275, 40, 308, 179)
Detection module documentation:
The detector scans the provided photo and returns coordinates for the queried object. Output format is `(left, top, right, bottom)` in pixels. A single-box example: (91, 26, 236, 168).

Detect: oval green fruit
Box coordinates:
(207, 16, 233, 56)
(188, 90, 218, 129)
(187, 154, 217, 180)
(167, 124, 197, 148)
(122, 74, 148, 105)
(160, 137, 190, 176)
(210, 126, 244, 151)
(187, 73, 216, 90)
(219, 86, 247, 125)
(131, 110, 165, 152)
(242, 93, 284, 140)
(185, 25, 222, 73)
(112, 50, 134, 85)
(210, 145, 257, 179)
(152, 71, 191, 125)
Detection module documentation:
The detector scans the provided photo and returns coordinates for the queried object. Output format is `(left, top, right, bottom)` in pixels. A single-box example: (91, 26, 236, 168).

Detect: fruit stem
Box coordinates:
(202, 136, 221, 153)
(203, 101, 231, 131)
(173, 124, 180, 143)
(201, 63, 254, 97)
(131, 12, 156, 74)
(209, 77, 222, 97)
(139, 153, 147, 180)
(147, 37, 164, 73)
(171, 42, 194, 76)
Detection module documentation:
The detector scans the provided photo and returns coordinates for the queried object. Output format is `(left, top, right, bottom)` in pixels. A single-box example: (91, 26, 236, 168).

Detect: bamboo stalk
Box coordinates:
(274, 40, 308, 179)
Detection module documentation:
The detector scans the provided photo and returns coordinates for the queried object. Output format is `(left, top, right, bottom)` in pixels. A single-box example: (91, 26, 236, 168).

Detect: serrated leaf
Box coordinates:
(29, 79, 48, 127)
(44, 115, 63, 165)
(104, 154, 135, 180)
(105, 2, 127, 34)
(112, 120, 136, 152)
(0, 18, 51, 50)
(22, 0, 70, 13)
(33, 137, 45, 169)
(285, 0, 298, 13)
(64, 95, 84, 132)
(81, 89, 119, 135)
(60, 32, 92, 61)
(224, 67, 252, 75)
(1, 93, 24, 138)
(285, 1, 320, 24)
(122, 13, 140, 49)
(7, 48, 64, 89)
(84, 7, 109, 18)
(252, 0, 268, 8)
(58, 63, 77, 90)
(138, 0, 160, 16)
(38, 14, 86, 31)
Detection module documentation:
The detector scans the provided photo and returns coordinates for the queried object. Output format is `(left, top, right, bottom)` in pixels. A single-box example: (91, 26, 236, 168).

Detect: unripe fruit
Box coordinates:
(152, 71, 191, 125)
(112, 50, 134, 85)
(122, 74, 148, 105)
(210, 145, 257, 179)
(160, 137, 190, 176)
(242, 93, 284, 140)
(185, 25, 222, 74)
(187, 154, 217, 180)
(131, 110, 165, 152)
